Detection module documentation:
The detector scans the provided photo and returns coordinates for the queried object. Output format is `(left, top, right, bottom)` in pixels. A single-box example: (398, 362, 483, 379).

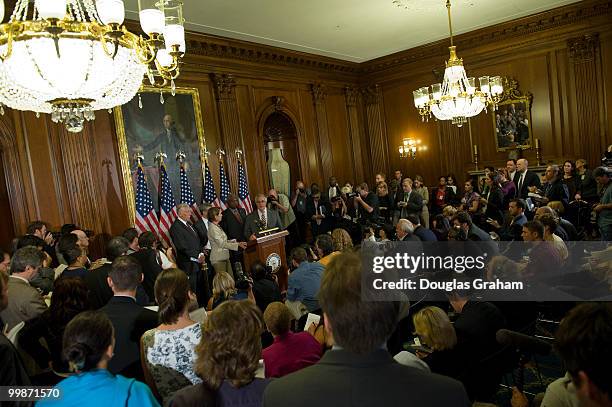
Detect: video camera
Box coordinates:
(267, 195, 278, 205)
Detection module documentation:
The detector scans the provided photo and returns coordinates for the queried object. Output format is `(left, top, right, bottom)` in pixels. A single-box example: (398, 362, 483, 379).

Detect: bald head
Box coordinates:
(517, 159, 528, 173)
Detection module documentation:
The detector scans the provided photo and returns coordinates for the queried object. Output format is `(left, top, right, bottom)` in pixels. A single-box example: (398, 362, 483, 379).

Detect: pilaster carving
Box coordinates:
(345, 86, 364, 182)
(311, 83, 333, 180)
(212, 73, 237, 101)
(568, 33, 600, 63)
(362, 85, 382, 105)
(212, 73, 241, 192)
(361, 85, 388, 179)
(311, 84, 327, 105)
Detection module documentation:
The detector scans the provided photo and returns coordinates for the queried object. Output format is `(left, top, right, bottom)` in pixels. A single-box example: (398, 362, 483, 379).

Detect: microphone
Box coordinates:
(495, 329, 551, 356)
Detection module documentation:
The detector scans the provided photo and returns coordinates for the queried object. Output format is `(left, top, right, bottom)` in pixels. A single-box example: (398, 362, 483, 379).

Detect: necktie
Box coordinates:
(518, 173, 524, 195)
(260, 210, 267, 228)
(186, 222, 196, 235)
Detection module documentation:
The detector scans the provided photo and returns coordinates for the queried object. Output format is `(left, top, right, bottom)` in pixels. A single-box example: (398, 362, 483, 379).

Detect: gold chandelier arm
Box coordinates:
(0, 27, 15, 61)
(99, 33, 119, 59)
(446, 0, 454, 47)
(133, 37, 158, 64)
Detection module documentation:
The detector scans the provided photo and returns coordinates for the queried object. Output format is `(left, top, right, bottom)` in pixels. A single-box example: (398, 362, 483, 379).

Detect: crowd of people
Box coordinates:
(0, 157, 611, 407)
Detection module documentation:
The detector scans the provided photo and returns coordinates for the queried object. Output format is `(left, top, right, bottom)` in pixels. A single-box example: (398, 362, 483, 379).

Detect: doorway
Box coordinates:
(263, 111, 301, 196)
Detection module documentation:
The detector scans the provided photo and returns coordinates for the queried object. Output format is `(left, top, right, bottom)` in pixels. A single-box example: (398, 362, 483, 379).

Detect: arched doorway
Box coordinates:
(263, 111, 301, 196)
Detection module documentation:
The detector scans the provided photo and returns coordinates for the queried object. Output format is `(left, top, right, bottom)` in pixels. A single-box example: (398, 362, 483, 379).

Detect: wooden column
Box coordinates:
(0, 113, 29, 235)
(58, 124, 108, 256)
(363, 85, 389, 181)
(568, 33, 604, 168)
(311, 83, 333, 182)
(212, 73, 242, 193)
(345, 86, 364, 183)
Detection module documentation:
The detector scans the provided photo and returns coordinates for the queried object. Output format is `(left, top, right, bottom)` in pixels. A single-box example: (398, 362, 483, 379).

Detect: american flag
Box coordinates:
(135, 164, 160, 236)
(213, 161, 230, 210)
(202, 161, 217, 204)
(158, 163, 177, 247)
(237, 158, 253, 214)
(179, 163, 202, 222)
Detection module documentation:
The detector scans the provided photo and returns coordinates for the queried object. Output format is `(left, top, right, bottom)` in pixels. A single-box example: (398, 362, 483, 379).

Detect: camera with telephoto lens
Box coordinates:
(346, 192, 357, 198)
(331, 196, 343, 203)
(233, 262, 252, 290)
(267, 195, 278, 205)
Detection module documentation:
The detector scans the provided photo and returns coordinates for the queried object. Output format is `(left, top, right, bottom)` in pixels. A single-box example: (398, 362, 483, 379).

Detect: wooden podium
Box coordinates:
(244, 230, 289, 292)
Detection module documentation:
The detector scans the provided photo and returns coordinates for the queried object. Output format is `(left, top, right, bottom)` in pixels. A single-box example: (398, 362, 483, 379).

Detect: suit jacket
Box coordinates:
(170, 219, 205, 275)
(483, 187, 505, 224)
(193, 218, 209, 248)
(84, 263, 114, 309)
(263, 349, 470, 407)
(543, 178, 569, 207)
(393, 189, 424, 217)
(0, 333, 31, 389)
(244, 209, 283, 238)
(0, 276, 47, 331)
(208, 222, 240, 263)
(514, 170, 542, 199)
(130, 249, 163, 301)
(101, 296, 158, 379)
(221, 207, 247, 241)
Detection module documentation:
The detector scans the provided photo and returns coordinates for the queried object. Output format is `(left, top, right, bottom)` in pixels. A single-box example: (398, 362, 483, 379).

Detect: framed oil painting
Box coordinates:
(115, 86, 207, 224)
(492, 78, 534, 152)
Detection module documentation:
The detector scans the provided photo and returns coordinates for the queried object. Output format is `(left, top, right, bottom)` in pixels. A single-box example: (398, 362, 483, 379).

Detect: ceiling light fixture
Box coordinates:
(0, 0, 185, 132)
(412, 0, 502, 127)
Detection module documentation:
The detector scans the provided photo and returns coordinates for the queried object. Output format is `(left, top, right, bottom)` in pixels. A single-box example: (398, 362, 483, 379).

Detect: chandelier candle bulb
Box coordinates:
(535, 138, 540, 149)
(97, 0, 125, 25)
(164, 24, 184, 49)
(139, 9, 165, 35)
(36, 0, 67, 20)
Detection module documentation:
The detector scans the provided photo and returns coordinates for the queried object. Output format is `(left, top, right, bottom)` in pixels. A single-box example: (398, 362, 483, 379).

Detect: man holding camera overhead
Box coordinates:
(244, 193, 285, 241)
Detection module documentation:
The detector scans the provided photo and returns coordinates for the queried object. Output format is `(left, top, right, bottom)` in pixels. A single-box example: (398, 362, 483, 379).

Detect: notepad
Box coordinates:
(303, 313, 321, 331)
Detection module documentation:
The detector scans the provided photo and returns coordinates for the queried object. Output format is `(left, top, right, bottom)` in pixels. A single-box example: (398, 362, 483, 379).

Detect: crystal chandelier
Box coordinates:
(0, 0, 185, 132)
(412, 0, 503, 127)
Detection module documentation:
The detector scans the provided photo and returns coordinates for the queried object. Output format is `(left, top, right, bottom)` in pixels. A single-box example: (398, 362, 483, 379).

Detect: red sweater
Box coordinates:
(262, 331, 322, 378)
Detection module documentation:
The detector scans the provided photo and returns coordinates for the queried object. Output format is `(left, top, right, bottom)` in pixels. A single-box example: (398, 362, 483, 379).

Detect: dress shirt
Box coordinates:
(10, 275, 30, 285)
(328, 186, 338, 199)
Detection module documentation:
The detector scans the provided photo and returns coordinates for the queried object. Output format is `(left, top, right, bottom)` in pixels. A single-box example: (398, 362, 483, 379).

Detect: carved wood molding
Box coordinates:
(362, 0, 612, 74)
(568, 33, 600, 63)
(345, 86, 361, 107)
(362, 85, 382, 105)
(212, 73, 237, 101)
(311, 84, 327, 104)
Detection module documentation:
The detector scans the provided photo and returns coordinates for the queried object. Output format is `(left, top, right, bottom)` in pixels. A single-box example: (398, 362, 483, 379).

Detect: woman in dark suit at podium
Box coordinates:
(208, 207, 247, 279)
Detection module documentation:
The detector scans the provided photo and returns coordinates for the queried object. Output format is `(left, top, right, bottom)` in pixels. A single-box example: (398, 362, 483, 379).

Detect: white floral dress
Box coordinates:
(142, 323, 203, 403)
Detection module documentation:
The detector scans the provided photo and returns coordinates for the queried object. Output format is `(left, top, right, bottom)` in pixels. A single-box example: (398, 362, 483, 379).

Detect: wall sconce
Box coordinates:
(398, 138, 427, 159)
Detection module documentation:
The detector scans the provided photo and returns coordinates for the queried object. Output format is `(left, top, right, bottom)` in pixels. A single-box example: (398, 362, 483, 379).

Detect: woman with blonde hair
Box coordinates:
(207, 271, 237, 311)
(172, 300, 270, 406)
(331, 228, 353, 252)
(413, 306, 463, 378)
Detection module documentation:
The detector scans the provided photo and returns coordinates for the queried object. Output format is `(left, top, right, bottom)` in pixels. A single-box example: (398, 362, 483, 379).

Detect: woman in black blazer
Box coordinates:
(480, 171, 504, 230)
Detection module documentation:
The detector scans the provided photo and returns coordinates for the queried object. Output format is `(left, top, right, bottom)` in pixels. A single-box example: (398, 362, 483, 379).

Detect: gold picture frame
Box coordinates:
(115, 86, 207, 225)
(492, 78, 534, 152)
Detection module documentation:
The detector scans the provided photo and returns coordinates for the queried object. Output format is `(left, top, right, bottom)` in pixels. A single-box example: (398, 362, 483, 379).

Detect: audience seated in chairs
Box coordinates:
(331, 228, 353, 251)
(37, 311, 159, 406)
(20, 276, 89, 377)
(315, 234, 339, 266)
(262, 302, 321, 378)
(264, 251, 470, 407)
(207, 271, 250, 311)
(141, 269, 202, 404)
(172, 300, 271, 407)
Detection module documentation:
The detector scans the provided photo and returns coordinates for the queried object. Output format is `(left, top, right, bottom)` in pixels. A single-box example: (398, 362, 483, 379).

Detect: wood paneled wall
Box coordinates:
(366, 0, 612, 185)
(1, 0, 611, 250)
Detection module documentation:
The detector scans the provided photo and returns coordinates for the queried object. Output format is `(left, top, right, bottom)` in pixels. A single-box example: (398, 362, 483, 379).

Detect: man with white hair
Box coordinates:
(395, 219, 421, 242)
(514, 158, 541, 199)
(170, 203, 207, 304)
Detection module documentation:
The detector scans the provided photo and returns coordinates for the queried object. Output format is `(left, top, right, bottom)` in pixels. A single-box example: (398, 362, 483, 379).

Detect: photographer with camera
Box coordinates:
(268, 188, 295, 230)
(354, 183, 380, 224)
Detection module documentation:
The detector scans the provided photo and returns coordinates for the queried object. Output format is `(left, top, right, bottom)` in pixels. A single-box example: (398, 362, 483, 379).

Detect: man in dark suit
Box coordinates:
(170, 203, 207, 304)
(86, 236, 132, 309)
(406, 214, 437, 241)
(488, 198, 528, 241)
(263, 252, 470, 407)
(222, 194, 247, 242)
(325, 176, 341, 202)
(394, 178, 423, 223)
(244, 194, 283, 240)
(305, 190, 331, 239)
(129, 232, 163, 302)
(514, 158, 541, 199)
(101, 256, 158, 380)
